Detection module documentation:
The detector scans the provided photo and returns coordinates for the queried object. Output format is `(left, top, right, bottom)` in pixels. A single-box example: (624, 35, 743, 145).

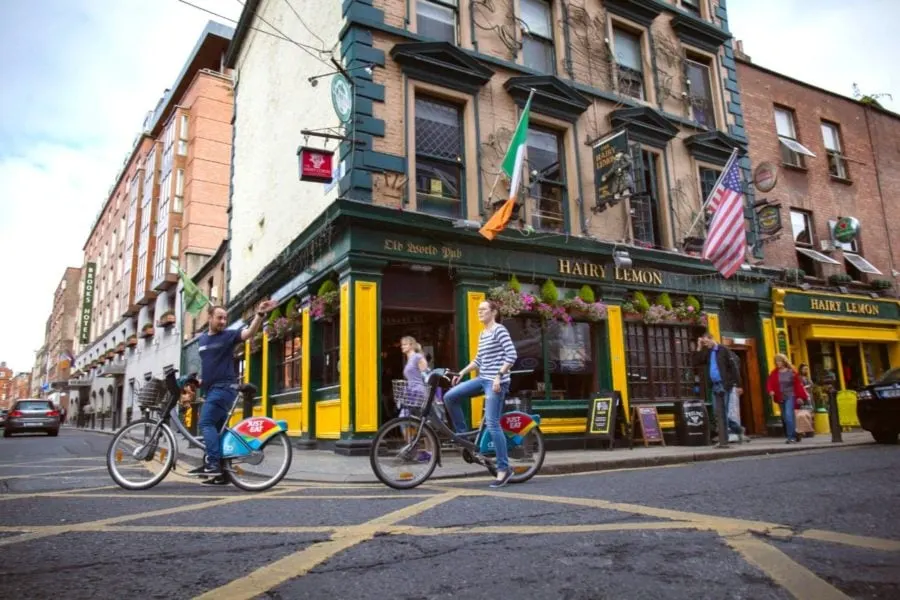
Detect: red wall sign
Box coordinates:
(298, 146, 334, 183)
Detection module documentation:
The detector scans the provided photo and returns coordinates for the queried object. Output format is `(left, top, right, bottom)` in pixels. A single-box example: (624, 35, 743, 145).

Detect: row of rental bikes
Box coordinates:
(106, 367, 546, 491)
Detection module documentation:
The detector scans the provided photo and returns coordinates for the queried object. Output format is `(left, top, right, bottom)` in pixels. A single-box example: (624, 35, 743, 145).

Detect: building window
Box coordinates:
(177, 114, 189, 156)
(276, 333, 302, 391)
(321, 318, 340, 387)
(415, 96, 463, 218)
(685, 57, 715, 128)
(821, 121, 849, 180)
(775, 107, 815, 167)
(791, 209, 840, 276)
(630, 147, 664, 248)
(521, 0, 555, 73)
(171, 229, 180, 273)
(417, 0, 457, 43)
(625, 322, 700, 403)
(613, 27, 645, 100)
(174, 169, 184, 213)
(505, 317, 597, 401)
(526, 126, 566, 232)
(679, 0, 702, 18)
(698, 167, 720, 205)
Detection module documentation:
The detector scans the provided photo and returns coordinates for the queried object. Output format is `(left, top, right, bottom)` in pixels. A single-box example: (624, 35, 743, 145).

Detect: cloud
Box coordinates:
(0, 0, 241, 373)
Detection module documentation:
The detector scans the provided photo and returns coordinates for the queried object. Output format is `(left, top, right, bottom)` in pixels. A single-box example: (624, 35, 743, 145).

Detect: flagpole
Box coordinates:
(684, 147, 739, 242)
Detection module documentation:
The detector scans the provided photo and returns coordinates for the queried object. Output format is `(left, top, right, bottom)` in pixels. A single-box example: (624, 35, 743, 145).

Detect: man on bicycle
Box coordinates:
(188, 299, 276, 481)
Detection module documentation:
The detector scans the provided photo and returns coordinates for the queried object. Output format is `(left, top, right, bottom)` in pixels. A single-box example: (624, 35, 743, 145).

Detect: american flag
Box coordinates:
(702, 150, 747, 278)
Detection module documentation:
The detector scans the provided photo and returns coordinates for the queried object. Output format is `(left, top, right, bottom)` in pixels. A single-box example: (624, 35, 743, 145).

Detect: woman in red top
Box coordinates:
(766, 354, 810, 443)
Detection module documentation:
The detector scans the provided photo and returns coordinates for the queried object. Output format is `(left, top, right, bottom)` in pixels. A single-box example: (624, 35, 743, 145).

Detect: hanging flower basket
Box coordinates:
(250, 331, 264, 354)
(310, 290, 340, 322)
(487, 280, 608, 324)
(271, 316, 297, 340)
(622, 293, 707, 325)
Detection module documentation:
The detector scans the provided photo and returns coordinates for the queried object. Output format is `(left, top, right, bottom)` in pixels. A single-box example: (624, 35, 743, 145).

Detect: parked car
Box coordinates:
(856, 367, 900, 444)
(3, 399, 60, 437)
(0, 409, 7, 426)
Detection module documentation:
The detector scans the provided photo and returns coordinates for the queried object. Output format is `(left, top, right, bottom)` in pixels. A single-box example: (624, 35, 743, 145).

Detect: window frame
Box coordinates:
(414, 0, 459, 44)
(275, 332, 303, 392)
(774, 106, 815, 168)
(611, 24, 648, 101)
(412, 92, 466, 218)
(821, 121, 850, 180)
(684, 54, 717, 129)
(321, 317, 341, 388)
(520, 0, 557, 73)
(678, 0, 705, 19)
(525, 124, 567, 233)
(624, 321, 703, 405)
(628, 146, 670, 249)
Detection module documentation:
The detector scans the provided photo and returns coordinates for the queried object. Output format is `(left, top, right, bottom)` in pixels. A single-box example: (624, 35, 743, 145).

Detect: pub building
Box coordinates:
(221, 201, 774, 452)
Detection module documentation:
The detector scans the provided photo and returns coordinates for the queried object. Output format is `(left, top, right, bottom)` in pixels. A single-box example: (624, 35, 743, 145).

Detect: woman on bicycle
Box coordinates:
(399, 336, 428, 419)
(444, 299, 518, 488)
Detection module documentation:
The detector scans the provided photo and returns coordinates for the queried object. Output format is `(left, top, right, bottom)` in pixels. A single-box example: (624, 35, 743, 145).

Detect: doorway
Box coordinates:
(725, 339, 764, 435)
(380, 310, 455, 424)
(839, 344, 864, 389)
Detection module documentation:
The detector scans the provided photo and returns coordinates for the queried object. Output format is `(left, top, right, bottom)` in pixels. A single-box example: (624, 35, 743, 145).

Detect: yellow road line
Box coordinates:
(392, 521, 696, 536)
(0, 466, 108, 481)
(799, 529, 900, 552)
(0, 457, 104, 467)
(194, 490, 461, 600)
(0, 485, 118, 502)
(724, 533, 851, 600)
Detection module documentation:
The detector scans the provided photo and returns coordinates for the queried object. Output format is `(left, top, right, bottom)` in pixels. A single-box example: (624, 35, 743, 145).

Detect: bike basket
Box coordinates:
(392, 379, 430, 409)
(136, 378, 169, 410)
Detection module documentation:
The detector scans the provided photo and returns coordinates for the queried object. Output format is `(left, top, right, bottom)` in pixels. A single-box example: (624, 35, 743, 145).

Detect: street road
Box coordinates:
(1, 428, 898, 599)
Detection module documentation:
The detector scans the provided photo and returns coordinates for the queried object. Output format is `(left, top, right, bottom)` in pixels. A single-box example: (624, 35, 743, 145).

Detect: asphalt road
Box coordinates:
(1, 428, 898, 600)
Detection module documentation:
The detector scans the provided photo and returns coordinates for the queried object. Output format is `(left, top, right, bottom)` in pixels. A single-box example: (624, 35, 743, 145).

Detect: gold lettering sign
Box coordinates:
(558, 259, 606, 279)
(384, 239, 462, 260)
(810, 297, 880, 316)
(614, 267, 663, 286)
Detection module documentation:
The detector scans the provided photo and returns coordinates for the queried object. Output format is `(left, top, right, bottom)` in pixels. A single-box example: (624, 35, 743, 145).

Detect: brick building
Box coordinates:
(68, 21, 235, 427)
(34, 267, 83, 413)
(220, 0, 797, 449)
(0, 361, 12, 409)
(736, 48, 900, 398)
(9, 373, 32, 402)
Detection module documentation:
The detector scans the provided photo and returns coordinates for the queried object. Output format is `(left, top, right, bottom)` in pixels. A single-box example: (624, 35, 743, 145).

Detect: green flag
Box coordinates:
(178, 266, 209, 317)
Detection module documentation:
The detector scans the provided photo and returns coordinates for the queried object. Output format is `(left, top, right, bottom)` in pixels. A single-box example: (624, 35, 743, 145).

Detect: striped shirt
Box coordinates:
(474, 324, 518, 383)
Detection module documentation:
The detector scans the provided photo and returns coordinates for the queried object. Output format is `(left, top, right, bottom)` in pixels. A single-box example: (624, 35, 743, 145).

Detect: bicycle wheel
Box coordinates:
(225, 432, 293, 492)
(370, 417, 439, 490)
(509, 426, 545, 484)
(107, 418, 176, 490)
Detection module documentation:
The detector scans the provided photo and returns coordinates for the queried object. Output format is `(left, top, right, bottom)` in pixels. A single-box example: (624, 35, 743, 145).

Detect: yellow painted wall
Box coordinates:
(273, 403, 302, 435)
(761, 318, 779, 418)
(541, 417, 587, 434)
(261, 330, 270, 417)
(354, 280, 379, 432)
(315, 399, 341, 439)
(889, 339, 900, 369)
(340, 281, 351, 432)
(301, 307, 311, 435)
(466, 291, 485, 424)
(606, 305, 629, 418)
(229, 341, 252, 427)
(706, 313, 721, 342)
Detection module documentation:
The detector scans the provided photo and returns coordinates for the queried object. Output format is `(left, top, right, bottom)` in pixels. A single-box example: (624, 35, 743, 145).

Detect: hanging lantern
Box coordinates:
(297, 146, 334, 183)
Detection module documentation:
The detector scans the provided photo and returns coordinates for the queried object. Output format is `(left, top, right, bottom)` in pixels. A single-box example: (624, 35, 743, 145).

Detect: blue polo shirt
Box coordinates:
(709, 346, 722, 383)
(198, 328, 243, 392)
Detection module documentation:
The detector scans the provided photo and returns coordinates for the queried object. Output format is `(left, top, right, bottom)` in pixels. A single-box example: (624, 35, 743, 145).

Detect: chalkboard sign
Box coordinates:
(588, 396, 615, 435)
(634, 405, 665, 447)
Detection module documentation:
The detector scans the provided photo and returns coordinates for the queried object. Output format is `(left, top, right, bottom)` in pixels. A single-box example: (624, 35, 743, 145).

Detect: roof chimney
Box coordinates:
(734, 39, 751, 62)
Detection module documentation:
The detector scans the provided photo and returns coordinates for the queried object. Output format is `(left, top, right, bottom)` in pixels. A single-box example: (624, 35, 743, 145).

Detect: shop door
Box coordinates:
(839, 344, 864, 389)
(380, 311, 455, 424)
(726, 340, 764, 435)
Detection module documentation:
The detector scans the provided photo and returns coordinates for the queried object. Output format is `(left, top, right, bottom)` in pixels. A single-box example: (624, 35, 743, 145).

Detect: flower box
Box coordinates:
(157, 312, 177, 327)
(140, 325, 155, 338)
(126, 335, 138, 347)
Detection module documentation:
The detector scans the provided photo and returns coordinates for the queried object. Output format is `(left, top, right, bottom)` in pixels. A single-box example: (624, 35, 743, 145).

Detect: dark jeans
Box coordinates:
(199, 385, 236, 467)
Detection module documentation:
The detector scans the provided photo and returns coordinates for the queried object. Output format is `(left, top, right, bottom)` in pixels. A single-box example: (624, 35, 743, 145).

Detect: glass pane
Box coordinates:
(613, 28, 642, 71)
(417, 1, 456, 43)
(416, 158, 462, 218)
(686, 60, 714, 128)
(699, 167, 720, 204)
(522, 37, 554, 72)
(521, 0, 552, 38)
(415, 98, 460, 160)
(527, 128, 561, 178)
(531, 182, 564, 232)
(821, 123, 840, 152)
(504, 317, 545, 397)
(547, 321, 595, 399)
(791, 211, 811, 244)
(774, 109, 795, 138)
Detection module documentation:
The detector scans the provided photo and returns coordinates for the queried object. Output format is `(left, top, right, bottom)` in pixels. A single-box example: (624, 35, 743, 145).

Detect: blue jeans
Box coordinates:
(443, 377, 510, 471)
(199, 385, 236, 467)
(782, 396, 796, 441)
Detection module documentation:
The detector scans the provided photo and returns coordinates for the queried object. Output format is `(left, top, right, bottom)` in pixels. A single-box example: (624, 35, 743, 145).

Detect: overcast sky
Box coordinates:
(0, 0, 897, 374)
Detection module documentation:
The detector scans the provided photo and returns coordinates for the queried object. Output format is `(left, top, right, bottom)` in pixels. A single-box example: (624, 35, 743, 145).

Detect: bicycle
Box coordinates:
(106, 366, 293, 492)
(369, 368, 545, 489)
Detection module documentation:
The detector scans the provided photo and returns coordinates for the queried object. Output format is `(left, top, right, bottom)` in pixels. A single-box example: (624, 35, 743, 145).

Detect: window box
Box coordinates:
(126, 335, 138, 347)
(871, 279, 893, 291)
(157, 311, 176, 327)
(828, 273, 853, 286)
(116, 343, 126, 355)
(140, 324, 155, 338)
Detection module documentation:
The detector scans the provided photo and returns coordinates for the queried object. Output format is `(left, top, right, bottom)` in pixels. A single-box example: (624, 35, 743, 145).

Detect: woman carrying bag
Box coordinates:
(766, 354, 810, 443)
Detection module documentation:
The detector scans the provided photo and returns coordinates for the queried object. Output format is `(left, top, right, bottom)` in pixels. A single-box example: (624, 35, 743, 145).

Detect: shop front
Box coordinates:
(769, 288, 900, 433)
(225, 201, 773, 453)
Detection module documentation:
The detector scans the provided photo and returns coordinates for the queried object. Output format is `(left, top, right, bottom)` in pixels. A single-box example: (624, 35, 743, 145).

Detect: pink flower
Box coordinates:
(687, 305, 695, 313)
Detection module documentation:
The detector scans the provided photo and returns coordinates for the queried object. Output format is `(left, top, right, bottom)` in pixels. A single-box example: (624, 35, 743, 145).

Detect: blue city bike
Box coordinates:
(106, 367, 293, 492)
(369, 368, 545, 489)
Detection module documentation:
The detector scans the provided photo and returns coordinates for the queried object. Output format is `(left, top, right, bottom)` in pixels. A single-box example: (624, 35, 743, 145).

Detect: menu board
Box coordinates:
(634, 405, 665, 447)
(588, 396, 615, 436)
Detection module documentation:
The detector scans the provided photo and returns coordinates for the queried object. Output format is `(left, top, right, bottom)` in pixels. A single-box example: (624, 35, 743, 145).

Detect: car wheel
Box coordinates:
(48, 430, 59, 437)
(3, 430, 11, 438)
(872, 431, 899, 444)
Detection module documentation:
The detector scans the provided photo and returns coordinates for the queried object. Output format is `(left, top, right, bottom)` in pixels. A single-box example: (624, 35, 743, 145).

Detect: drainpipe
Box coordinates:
(863, 106, 897, 286)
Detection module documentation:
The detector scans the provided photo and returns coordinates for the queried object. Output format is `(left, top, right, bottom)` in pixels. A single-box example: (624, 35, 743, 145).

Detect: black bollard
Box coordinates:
(828, 387, 843, 443)
(715, 390, 729, 448)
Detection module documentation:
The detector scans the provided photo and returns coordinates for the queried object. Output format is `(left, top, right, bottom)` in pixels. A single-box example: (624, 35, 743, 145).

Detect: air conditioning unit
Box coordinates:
(819, 239, 836, 252)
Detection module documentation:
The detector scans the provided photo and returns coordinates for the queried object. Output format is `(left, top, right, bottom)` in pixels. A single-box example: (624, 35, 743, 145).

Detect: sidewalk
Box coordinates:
(76, 423, 874, 484)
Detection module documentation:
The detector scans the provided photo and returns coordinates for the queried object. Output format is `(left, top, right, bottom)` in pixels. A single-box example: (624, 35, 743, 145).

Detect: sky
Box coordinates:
(0, 0, 897, 374)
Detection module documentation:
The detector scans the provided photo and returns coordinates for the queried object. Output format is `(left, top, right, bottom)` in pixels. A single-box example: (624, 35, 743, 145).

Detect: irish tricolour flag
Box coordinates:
(479, 90, 535, 241)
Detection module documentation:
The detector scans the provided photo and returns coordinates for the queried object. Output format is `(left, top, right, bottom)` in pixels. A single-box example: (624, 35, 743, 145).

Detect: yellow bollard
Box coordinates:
(814, 411, 830, 435)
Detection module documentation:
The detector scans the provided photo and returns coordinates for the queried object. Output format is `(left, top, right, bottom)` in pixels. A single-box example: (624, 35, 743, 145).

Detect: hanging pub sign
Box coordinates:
(833, 216, 860, 243)
(591, 130, 633, 213)
(753, 161, 779, 192)
(297, 146, 335, 183)
(756, 202, 783, 236)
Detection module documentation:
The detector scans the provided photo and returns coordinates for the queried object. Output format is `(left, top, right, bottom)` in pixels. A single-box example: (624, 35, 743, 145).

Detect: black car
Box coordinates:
(4, 399, 60, 437)
(856, 367, 900, 444)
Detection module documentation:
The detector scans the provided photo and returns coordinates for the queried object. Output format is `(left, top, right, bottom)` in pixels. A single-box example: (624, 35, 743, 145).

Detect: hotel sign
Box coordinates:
(783, 292, 899, 321)
(78, 263, 96, 344)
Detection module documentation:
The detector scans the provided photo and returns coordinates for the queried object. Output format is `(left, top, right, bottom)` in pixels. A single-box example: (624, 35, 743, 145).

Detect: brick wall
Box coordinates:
(737, 59, 896, 283)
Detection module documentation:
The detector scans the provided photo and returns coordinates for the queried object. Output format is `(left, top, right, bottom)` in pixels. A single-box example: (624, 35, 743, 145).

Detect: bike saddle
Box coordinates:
(239, 383, 258, 396)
